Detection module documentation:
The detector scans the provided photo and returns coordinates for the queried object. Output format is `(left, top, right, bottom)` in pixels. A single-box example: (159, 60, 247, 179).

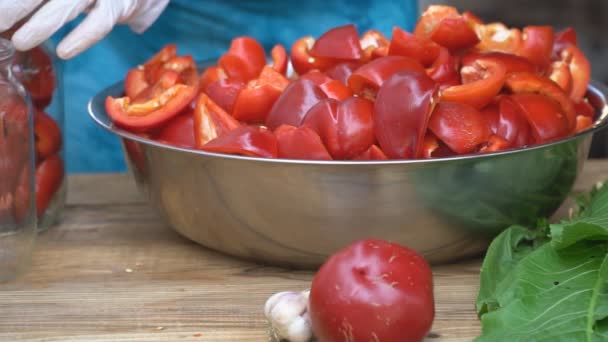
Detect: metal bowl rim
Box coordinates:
(88, 75, 608, 166)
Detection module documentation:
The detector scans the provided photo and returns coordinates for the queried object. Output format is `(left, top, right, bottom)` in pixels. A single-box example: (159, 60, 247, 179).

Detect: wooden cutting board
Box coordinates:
(0, 160, 606, 341)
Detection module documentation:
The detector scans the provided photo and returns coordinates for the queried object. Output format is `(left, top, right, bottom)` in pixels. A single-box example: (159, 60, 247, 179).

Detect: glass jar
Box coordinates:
(12, 42, 66, 230)
(0, 38, 37, 282)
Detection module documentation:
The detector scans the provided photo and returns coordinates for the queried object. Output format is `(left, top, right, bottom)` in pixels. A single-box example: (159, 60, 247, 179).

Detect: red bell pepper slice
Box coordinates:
(265, 79, 328, 130)
(430, 17, 480, 50)
(301, 71, 353, 101)
(428, 101, 492, 154)
(441, 58, 506, 109)
(352, 144, 388, 160)
(360, 29, 389, 62)
(193, 93, 240, 148)
(14, 46, 55, 109)
(559, 46, 591, 103)
(291, 36, 337, 75)
(553, 27, 578, 55)
(202, 126, 278, 158)
(232, 66, 290, 123)
(200, 66, 226, 92)
(548, 61, 573, 95)
(414, 5, 460, 39)
(505, 71, 576, 132)
(374, 70, 439, 159)
(205, 78, 245, 114)
(34, 109, 62, 160)
(326, 62, 361, 85)
(496, 96, 533, 148)
(310, 24, 362, 60)
(479, 135, 511, 153)
(475, 23, 523, 55)
(461, 51, 536, 76)
(510, 93, 570, 142)
(575, 100, 595, 117)
(519, 26, 554, 69)
(426, 47, 459, 89)
(271, 44, 288, 75)
(303, 97, 375, 159)
(155, 110, 195, 149)
(575, 115, 593, 133)
(275, 125, 332, 160)
(388, 27, 440, 67)
(142, 44, 177, 84)
(218, 37, 267, 82)
(348, 56, 425, 99)
(420, 133, 440, 159)
(125, 69, 148, 99)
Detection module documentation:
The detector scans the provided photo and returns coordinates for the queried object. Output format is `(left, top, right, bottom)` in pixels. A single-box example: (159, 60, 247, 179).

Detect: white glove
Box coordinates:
(0, 0, 170, 60)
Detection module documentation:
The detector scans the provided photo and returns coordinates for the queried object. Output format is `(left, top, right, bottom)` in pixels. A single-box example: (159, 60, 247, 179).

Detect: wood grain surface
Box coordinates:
(0, 160, 607, 342)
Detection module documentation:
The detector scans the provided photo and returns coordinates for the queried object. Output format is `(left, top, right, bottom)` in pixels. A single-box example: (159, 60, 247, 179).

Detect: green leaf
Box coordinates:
(476, 241, 608, 342)
(476, 225, 544, 315)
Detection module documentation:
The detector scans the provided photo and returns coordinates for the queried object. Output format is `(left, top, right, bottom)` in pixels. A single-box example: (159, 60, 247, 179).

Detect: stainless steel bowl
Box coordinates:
(88, 78, 608, 269)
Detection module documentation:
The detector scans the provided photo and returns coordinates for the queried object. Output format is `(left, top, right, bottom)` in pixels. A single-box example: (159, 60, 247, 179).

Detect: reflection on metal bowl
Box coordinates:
(88, 77, 608, 269)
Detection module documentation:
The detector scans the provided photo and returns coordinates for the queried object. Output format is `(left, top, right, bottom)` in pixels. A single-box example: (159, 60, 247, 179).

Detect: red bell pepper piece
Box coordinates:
(275, 125, 332, 160)
(232, 66, 290, 123)
(202, 126, 278, 158)
(265, 79, 328, 130)
(348, 56, 425, 99)
(193, 93, 240, 148)
(310, 24, 362, 60)
(510, 93, 570, 143)
(389, 27, 440, 67)
(428, 101, 492, 154)
(441, 58, 507, 109)
(218, 37, 267, 82)
(352, 144, 388, 160)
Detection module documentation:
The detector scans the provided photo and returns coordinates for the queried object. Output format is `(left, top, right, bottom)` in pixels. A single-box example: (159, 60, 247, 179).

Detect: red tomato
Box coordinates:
(271, 44, 288, 75)
(193, 93, 240, 148)
(505, 71, 576, 132)
(265, 79, 328, 130)
(155, 110, 195, 148)
(201, 126, 278, 158)
(510, 93, 570, 142)
(428, 102, 492, 154)
(275, 125, 332, 160)
(348, 56, 425, 99)
(575, 115, 593, 132)
(232, 66, 290, 123)
(35, 154, 64, 218)
(461, 51, 536, 75)
(519, 26, 554, 69)
(414, 5, 460, 39)
(352, 144, 388, 160)
(326, 62, 361, 85)
(360, 29, 389, 62)
(291, 36, 337, 75)
(374, 70, 438, 159)
(13, 165, 31, 224)
(441, 58, 506, 109)
(496, 96, 532, 148)
(34, 110, 62, 160)
(388, 27, 440, 67)
(14, 46, 55, 109)
(426, 47, 459, 89)
(218, 37, 266, 82)
(205, 78, 245, 114)
(430, 17, 480, 50)
(309, 239, 434, 342)
(310, 24, 362, 60)
(303, 97, 375, 159)
(560, 46, 591, 103)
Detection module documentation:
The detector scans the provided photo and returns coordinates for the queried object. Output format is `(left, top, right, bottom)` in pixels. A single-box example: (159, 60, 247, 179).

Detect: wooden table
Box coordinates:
(1, 160, 606, 342)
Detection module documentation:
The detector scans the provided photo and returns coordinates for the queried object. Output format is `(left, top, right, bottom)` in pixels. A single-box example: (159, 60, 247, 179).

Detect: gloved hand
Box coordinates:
(0, 0, 170, 59)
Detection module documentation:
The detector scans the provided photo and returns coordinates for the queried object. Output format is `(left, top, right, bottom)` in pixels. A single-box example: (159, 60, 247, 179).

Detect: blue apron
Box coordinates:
(56, 0, 418, 172)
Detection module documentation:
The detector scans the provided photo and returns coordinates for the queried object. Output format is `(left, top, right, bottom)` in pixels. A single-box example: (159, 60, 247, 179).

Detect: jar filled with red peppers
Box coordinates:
(2, 34, 66, 231)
